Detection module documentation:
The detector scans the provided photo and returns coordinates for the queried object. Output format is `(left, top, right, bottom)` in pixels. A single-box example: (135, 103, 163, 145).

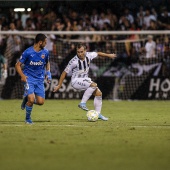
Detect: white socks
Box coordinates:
(81, 87, 102, 114)
(94, 96, 102, 113)
(81, 87, 97, 103)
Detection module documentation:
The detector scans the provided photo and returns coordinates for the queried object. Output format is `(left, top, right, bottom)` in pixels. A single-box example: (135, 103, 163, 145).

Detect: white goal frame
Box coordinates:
(0, 30, 170, 36)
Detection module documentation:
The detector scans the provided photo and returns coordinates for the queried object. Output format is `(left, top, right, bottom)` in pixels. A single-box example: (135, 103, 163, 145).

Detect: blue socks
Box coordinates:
(25, 105, 33, 120)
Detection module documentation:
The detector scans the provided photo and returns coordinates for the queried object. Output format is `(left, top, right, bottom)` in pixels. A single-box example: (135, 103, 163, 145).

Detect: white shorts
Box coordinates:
(71, 78, 92, 91)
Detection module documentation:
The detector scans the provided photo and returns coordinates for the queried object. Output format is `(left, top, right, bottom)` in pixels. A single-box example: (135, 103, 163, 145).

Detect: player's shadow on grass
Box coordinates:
(0, 119, 88, 124)
(0, 120, 25, 124)
(33, 119, 88, 123)
(67, 119, 89, 122)
(0, 120, 53, 124)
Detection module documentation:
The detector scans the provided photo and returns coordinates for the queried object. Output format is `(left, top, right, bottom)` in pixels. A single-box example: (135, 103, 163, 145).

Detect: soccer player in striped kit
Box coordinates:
(53, 43, 117, 121)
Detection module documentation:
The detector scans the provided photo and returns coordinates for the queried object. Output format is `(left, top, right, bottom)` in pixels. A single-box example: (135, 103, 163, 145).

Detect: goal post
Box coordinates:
(0, 30, 170, 100)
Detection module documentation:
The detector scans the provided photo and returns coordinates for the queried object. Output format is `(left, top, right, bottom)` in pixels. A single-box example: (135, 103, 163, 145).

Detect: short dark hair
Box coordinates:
(76, 43, 87, 50)
(34, 34, 47, 43)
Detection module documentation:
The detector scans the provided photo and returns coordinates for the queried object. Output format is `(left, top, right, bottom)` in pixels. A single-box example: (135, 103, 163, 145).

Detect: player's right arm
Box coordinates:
(15, 61, 27, 82)
(53, 71, 67, 92)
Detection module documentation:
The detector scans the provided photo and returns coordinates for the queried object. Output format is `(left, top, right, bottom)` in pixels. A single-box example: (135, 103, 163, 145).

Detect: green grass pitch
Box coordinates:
(0, 100, 170, 170)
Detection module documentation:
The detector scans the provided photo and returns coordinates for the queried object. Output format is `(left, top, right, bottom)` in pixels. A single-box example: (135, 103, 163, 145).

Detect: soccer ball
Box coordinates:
(86, 110, 99, 122)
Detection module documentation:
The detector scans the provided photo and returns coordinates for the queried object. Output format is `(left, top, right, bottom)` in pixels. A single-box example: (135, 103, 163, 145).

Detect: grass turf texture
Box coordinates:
(0, 100, 170, 170)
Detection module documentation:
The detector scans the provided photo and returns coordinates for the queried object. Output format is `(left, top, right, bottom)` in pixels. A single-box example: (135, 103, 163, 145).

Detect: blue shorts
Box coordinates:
(23, 77, 45, 98)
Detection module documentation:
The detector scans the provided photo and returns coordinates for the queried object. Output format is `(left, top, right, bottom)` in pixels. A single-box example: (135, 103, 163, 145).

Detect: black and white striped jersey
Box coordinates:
(64, 52, 98, 79)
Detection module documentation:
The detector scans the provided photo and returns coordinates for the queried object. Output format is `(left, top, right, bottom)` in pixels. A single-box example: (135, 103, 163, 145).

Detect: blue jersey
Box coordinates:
(19, 46, 49, 80)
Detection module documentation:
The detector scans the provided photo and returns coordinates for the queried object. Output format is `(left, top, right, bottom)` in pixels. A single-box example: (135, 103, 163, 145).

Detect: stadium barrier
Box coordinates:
(0, 30, 170, 100)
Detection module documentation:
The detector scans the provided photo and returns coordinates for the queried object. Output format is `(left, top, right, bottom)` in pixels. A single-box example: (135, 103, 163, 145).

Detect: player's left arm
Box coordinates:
(97, 52, 117, 59)
(15, 61, 28, 82)
(45, 61, 52, 83)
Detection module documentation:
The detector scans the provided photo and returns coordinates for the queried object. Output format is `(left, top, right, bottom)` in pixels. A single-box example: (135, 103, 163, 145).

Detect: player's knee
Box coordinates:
(90, 82, 97, 88)
(97, 90, 102, 96)
(27, 100, 34, 105)
(37, 101, 44, 105)
(93, 88, 102, 96)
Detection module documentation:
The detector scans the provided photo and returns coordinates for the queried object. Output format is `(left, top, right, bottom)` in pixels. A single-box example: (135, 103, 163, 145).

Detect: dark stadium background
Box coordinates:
(0, 0, 170, 100)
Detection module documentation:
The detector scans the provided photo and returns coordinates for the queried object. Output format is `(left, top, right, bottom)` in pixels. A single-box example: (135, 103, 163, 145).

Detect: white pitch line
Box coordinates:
(0, 124, 170, 128)
(0, 124, 91, 127)
(127, 125, 170, 128)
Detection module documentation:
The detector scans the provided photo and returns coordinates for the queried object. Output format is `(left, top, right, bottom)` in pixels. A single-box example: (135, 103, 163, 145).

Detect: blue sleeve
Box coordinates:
(19, 50, 28, 64)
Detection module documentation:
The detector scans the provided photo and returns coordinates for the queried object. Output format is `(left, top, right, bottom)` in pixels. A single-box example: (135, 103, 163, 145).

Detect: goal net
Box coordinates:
(0, 30, 170, 100)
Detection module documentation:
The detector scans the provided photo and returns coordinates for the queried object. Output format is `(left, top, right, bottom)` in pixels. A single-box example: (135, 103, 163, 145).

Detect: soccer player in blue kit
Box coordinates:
(15, 34, 52, 124)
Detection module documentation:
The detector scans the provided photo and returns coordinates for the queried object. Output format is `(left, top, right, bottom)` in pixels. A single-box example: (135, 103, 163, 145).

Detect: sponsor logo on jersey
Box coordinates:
(30, 61, 43, 65)
(77, 81, 86, 86)
(41, 54, 45, 59)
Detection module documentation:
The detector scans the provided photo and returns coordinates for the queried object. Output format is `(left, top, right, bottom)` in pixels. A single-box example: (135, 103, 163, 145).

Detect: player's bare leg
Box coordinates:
(78, 82, 97, 111)
(93, 88, 108, 121)
(34, 95, 45, 105)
